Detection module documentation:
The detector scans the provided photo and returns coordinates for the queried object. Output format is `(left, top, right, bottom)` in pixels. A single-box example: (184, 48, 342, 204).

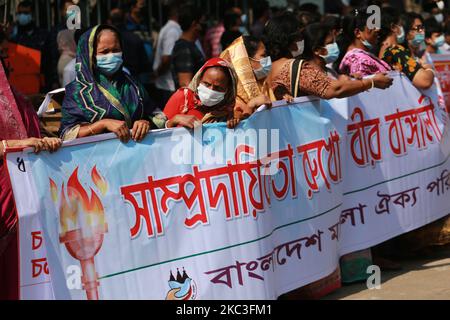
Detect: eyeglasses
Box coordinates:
(411, 25, 425, 32)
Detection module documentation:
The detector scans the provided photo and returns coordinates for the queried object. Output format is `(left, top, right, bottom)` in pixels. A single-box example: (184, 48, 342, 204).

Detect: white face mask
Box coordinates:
(197, 83, 226, 107)
(437, 0, 445, 10)
(436, 13, 444, 24)
(291, 40, 304, 58)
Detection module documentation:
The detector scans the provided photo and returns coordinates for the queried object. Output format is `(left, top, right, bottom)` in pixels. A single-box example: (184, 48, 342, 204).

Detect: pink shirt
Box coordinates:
(339, 48, 392, 77)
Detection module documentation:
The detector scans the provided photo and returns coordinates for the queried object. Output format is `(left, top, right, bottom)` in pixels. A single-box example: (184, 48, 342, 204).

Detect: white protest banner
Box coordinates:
(6, 73, 450, 300)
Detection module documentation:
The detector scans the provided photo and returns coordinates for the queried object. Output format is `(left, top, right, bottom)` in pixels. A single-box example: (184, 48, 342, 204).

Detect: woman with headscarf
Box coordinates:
(164, 57, 241, 129)
(221, 36, 273, 120)
(60, 25, 166, 143)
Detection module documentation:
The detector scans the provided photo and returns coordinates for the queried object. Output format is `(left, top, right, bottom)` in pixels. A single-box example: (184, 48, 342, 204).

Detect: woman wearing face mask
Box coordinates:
(263, 13, 393, 102)
(338, 8, 393, 77)
(380, 11, 435, 90)
(221, 36, 273, 121)
(60, 25, 167, 142)
(301, 23, 342, 78)
(164, 58, 238, 129)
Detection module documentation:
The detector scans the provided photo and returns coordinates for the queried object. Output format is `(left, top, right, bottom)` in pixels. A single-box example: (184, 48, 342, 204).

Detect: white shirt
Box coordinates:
(153, 20, 182, 92)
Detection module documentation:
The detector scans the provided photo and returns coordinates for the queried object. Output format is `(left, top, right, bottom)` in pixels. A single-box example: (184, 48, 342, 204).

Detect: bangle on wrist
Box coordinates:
(425, 68, 435, 76)
(88, 125, 96, 136)
(2, 140, 8, 152)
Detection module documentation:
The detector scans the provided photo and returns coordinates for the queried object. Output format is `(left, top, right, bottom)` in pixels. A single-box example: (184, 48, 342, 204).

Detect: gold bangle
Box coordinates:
(88, 125, 95, 136)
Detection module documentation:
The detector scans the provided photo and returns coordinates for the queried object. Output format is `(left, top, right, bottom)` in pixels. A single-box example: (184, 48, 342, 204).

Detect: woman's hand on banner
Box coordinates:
(166, 115, 202, 129)
(282, 94, 294, 103)
(131, 120, 151, 142)
(101, 119, 131, 143)
(42, 137, 62, 153)
(18, 138, 46, 154)
(227, 117, 241, 129)
(373, 73, 394, 89)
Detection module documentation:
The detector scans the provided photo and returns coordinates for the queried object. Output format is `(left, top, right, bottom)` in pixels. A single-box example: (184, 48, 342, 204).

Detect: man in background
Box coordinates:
(153, 3, 182, 107)
(109, 8, 149, 80)
(171, 5, 205, 89)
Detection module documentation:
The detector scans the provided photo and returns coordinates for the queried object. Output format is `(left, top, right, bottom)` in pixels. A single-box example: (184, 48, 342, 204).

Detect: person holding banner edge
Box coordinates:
(0, 63, 61, 300)
(164, 57, 252, 129)
(263, 12, 393, 102)
(60, 25, 167, 143)
(380, 11, 435, 90)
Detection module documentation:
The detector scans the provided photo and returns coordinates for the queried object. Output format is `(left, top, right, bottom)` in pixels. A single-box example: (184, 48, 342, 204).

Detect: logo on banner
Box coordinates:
(50, 166, 109, 300)
(166, 268, 197, 300)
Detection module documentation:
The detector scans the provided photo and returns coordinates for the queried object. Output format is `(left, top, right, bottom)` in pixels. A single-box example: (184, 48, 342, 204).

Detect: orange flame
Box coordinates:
(60, 184, 78, 234)
(50, 178, 58, 203)
(91, 166, 108, 196)
(67, 168, 105, 227)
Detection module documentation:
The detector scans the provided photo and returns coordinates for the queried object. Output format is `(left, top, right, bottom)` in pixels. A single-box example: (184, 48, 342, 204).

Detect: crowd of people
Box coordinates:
(1, 0, 450, 300)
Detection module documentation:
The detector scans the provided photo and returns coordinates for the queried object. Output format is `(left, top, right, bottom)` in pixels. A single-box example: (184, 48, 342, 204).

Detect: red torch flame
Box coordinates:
(58, 166, 108, 300)
(91, 166, 108, 196)
(50, 178, 58, 203)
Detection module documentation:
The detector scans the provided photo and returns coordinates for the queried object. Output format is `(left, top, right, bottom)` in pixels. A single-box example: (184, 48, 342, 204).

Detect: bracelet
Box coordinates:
(88, 125, 96, 136)
(370, 78, 375, 90)
(1, 140, 8, 152)
(425, 68, 436, 76)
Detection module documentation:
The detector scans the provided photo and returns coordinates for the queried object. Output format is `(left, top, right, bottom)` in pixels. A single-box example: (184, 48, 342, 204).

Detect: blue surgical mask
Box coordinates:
(320, 42, 340, 64)
(362, 39, 373, 50)
(253, 56, 272, 80)
(96, 52, 123, 76)
(434, 35, 446, 48)
(17, 13, 32, 26)
(397, 26, 405, 43)
(412, 33, 425, 47)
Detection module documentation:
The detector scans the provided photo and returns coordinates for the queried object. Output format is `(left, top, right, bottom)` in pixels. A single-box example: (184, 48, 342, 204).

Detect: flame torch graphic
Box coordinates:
(53, 166, 108, 300)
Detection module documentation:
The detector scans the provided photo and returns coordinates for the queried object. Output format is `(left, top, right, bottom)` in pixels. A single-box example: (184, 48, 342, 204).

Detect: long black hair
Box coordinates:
(262, 11, 303, 61)
(334, 7, 371, 70)
(300, 22, 332, 61)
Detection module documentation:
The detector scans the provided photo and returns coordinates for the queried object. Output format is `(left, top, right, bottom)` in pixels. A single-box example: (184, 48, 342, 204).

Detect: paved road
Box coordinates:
(324, 245, 450, 300)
